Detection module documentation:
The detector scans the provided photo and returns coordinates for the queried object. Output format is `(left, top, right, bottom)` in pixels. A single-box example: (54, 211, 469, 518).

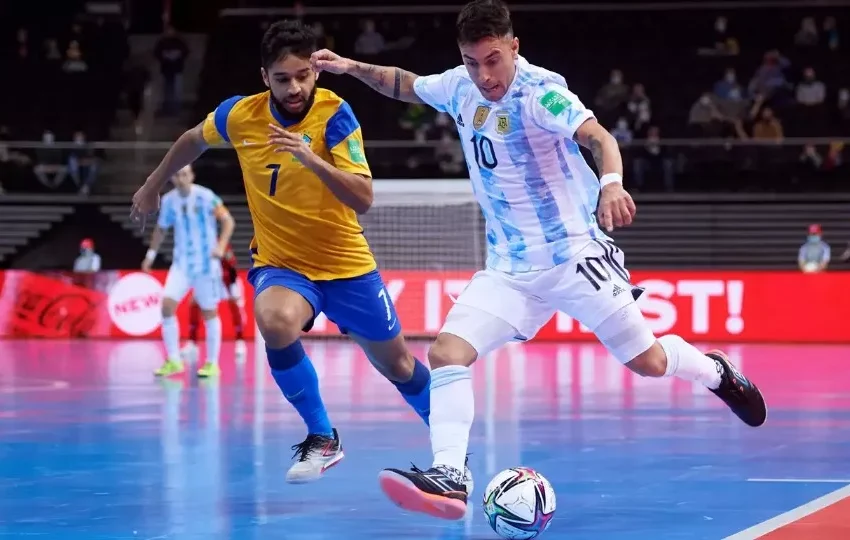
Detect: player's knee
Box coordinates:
(383, 350, 415, 382)
(161, 298, 178, 318)
(625, 341, 667, 378)
(428, 333, 477, 370)
(255, 305, 303, 348)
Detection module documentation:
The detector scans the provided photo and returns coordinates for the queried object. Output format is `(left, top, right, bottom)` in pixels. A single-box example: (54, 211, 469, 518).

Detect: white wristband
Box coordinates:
(145, 249, 157, 261)
(600, 173, 623, 188)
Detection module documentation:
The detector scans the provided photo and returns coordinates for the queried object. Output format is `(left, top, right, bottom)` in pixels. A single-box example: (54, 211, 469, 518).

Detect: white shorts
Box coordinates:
(440, 239, 655, 363)
(163, 266, 223, 311)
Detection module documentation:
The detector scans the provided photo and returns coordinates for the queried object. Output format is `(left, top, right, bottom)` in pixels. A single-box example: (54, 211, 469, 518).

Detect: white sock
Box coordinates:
(430, 365, 474, 474)
(204, 316, 222, 365)
(161, 316, 181, 360)
(658, 334, 722, 389)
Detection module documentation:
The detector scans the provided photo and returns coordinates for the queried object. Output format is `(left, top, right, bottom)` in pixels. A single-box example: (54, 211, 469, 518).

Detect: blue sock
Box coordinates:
(267, 340, 333, 437)
(392, 358, 431, 425)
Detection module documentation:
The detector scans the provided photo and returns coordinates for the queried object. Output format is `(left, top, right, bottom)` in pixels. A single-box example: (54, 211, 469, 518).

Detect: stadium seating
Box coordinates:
(0, 202, 77, 264)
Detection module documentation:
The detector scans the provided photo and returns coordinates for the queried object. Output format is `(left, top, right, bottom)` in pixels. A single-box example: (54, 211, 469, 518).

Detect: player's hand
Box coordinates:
(141, 258, 153, 273)
(211, 245, 225, 259)
(268, 124, 314, 161)
(598, 183, 636, 232)
(130, 181, 161, 231)
(310, 49, 352, 75)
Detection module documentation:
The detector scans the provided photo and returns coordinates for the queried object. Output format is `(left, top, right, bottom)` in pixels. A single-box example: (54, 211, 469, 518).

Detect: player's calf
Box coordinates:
(155, 297, 184, 377)
(196, 308, 222, 378)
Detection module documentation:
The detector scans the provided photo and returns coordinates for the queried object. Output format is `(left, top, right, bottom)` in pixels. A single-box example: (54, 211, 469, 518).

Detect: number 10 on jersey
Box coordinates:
(470, 134, 498, 170)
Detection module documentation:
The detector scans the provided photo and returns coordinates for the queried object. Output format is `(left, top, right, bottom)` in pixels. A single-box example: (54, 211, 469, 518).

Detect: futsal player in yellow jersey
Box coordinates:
(131, 20, 473, 488)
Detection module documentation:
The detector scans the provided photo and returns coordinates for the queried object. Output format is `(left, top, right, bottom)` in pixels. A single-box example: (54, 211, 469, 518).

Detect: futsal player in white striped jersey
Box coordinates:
(142, 165, 236, 378)
(313, 0, 767, 520)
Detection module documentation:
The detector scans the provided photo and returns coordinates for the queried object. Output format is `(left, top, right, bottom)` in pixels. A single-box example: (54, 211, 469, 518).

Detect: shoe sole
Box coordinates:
(378, 470, 467, 520)
(285, 451, 345, 484)
(706, 349, 768, 427)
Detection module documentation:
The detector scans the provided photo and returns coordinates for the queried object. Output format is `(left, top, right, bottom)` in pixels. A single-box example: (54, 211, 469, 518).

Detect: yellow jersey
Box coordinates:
(201, 89, 376, 281)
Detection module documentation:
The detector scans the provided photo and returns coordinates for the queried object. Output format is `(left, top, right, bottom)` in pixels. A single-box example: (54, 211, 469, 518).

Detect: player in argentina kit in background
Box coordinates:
(131, 20, 472, 487)
(142, 164, 235, 378)
(181, 243, 248, 362)
(313, 0, 767, 519)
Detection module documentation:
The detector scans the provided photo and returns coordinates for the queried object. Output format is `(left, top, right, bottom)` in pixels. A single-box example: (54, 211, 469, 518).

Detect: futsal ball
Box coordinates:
(482, 467, 556, 539)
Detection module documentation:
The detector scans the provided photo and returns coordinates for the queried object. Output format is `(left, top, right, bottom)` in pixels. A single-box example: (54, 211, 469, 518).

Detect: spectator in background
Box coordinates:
(698, 15, 739, 56)
(834, 88, 850, 132)
(67, 131, 99, 195)
(799, 144, 823, 171)
(73, 238, 101, 273)
(62, 40, 88, 73)
(312, 22, 334, 50)
(752, 107, 783, 141)
(794, 17, 819, 47)
(688, 93, 725, 136)
(626, 83, 651, 135)
(713, 68, 748, 120)
(611, 117, 633, 145)
(43, 38, 62, 65)
(154, 24, 189, 116)
(798, 224, 830, 273)
(823, 142, 845, 172)
(355, 19, 385, 56)
(33, 130, 67, 190)
(796, 67, 826, 106)
(748, 50, 790, 100)
(399, 103, 431, 138)
(632, 126, 674, 192)
(435, 132, 464, 175)
(823, 16, 839, 51)
(594, 69, 629, 122)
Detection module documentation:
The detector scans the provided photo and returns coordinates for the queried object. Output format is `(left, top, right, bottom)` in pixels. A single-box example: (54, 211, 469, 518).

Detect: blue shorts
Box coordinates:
(247, 267, 401, 342)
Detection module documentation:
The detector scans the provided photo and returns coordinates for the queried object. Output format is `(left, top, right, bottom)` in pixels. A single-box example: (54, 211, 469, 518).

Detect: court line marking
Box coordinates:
(747, 478, 850, 484)
(722, 483, 850, 540)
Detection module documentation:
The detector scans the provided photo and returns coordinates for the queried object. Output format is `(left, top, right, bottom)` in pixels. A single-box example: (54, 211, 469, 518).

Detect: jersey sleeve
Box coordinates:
(156, 197, 175, 229)
(413, 66, 464, 114)
(529, 83, 595, 140)
(325, 101, 372, 177)
(201, 95, 245, 145)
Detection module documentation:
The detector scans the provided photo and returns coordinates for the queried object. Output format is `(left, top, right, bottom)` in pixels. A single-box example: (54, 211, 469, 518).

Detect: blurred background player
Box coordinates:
(141, 165, 236, 378)
(131, 20, 471, 488)
(181, 243, 247, 362)
(314, 0, 766, 518)
(798, 224, 831, 273)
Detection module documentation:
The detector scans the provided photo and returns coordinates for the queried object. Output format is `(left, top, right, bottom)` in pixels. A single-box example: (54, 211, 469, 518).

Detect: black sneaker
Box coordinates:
(285, 428, 345, 484)
(707, 350, 767, 427)
(378, 464, 468, 520)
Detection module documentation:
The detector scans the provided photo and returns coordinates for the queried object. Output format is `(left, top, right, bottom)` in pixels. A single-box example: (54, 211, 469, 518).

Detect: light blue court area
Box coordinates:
(1, 339, 848, 539)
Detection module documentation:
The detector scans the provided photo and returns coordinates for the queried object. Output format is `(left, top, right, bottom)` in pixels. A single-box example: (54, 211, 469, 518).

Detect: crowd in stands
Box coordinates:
(197, 6, 848, 190)
(0, 13, 130, 194)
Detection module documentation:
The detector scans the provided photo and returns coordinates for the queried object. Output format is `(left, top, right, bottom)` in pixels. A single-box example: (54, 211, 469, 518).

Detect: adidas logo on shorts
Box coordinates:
(612, 284, 626, 297)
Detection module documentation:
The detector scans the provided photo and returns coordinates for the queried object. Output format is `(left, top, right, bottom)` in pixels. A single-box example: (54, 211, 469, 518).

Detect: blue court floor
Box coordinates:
(0, 339, 848, 539)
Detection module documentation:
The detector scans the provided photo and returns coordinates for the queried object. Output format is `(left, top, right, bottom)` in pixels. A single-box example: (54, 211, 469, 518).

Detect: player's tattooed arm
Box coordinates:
(573, 119, 623, 177)
(349, 62, 424, 103)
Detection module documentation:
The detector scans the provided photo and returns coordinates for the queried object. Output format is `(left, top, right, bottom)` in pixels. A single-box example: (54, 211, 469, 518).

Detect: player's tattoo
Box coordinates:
(350, 61, 423, 104)
(588, 134, 605, 173)
(393, 68, 402, 100)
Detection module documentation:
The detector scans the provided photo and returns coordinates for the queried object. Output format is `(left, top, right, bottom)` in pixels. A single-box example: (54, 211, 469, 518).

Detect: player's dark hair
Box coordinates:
(456, 0, 513, 45)
(260, 19, 317, 68)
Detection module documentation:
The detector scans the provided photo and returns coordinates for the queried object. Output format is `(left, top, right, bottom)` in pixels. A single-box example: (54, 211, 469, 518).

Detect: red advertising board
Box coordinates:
(0, 270, 847, 343)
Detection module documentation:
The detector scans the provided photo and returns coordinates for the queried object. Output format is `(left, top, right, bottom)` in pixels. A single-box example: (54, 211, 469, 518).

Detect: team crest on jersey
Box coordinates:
(473, 105, 491, 130)
(495, 114, 509, 134)
(301, 133, 312, 144)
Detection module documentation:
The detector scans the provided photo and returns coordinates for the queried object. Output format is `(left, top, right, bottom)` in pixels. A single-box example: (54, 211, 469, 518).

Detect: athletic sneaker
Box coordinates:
(461, 456, 474, 495)
(378, 464, 468, 520)
(196, 362, 221, 378)
(706, 350, 767, 427)
(285, 429, 345, 484)
(154, 359, 185, 377)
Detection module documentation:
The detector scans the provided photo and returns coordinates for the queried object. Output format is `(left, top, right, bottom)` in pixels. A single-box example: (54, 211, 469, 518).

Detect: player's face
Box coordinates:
(172, 166, 195, 191)
(262, 53, 317, 115)
(459, 36, 519, 102)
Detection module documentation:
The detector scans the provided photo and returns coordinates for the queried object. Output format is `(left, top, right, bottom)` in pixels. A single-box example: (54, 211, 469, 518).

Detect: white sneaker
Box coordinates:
(234, 339, 247, 361)
(462, 456, 474, 495)
(180, 342, 198, 362)
(285, 429, 345, 484)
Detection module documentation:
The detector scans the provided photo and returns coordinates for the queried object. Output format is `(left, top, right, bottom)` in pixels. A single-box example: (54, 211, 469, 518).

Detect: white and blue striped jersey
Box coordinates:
(414, 56, 607, 273)
(157, 185, 223, 277)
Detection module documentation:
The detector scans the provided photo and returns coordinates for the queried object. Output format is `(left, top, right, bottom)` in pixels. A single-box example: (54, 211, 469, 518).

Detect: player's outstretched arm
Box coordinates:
(311, 49, 423, 103)
(131, 121, 208, 222)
